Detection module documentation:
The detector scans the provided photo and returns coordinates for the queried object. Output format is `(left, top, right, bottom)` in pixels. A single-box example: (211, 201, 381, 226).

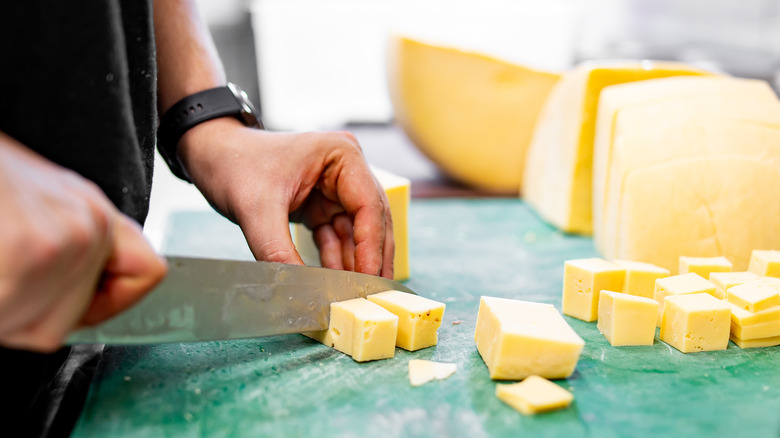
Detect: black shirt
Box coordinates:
(0, 1, 157, 436)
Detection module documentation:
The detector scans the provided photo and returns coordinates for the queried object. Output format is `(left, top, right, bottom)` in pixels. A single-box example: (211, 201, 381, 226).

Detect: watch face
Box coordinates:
(227, 82, 263, 129)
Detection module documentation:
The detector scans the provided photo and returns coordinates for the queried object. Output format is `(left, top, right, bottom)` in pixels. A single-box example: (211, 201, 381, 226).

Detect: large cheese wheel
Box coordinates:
(386, 35, 559, 194)
(522, 61, 707, 234)
(592, 76, 780, 254)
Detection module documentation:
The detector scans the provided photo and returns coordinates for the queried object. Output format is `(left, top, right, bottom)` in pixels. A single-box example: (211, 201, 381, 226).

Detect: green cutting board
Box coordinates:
(73, 199, 780, 437)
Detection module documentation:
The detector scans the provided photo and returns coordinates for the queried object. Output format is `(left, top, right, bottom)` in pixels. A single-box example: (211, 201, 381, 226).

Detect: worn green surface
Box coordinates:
(73, 199, 780, 437)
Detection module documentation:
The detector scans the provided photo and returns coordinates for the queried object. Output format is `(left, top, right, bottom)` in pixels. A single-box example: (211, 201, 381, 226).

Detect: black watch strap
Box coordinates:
(157, 83, 263, 182)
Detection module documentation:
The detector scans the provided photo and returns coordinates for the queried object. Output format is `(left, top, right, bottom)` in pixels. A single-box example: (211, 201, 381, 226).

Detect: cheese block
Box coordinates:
(728, 302, 780, 327)
(562, 258, 625, 322)
(367, 290, 445, 351)
(659, 293, 731, 353)
(523, 61, 706, 234)
(613, 259, 670, 299)
(749, 250, 780, 277)
(293, 166, 411, 281)
(598, 290, 659, 346)
(303, 298, 398, 362)
(654, 273, 717, 326)
(679, 256, 733, 278)
(496, 375, 574, 415)
(386, 35, 559, 193)
(730, 333, 780, 349)
(731, 320, 780, 340)
(726, 282, 780, 313)
(474, 297, 584, 380)
(408, 359, 456, 387)
(592, 76, 777, 254)
(709, 271, 760, 299)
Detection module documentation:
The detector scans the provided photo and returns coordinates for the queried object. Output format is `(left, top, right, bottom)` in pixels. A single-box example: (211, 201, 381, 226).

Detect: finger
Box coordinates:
(332, 214, 356, 271)
(240, 197, 305, 265)
(313, 224, 344, 270)
(78, 215, 168, 326)
(380, 204, 395, 279)
(291, 190, 345, 229)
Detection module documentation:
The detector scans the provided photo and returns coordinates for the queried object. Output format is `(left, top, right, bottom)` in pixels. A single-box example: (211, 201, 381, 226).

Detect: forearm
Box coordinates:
(154, 0, 225, 114)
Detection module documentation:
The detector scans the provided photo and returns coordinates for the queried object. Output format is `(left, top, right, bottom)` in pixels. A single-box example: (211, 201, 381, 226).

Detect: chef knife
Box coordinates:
(67, 256, 415, 345)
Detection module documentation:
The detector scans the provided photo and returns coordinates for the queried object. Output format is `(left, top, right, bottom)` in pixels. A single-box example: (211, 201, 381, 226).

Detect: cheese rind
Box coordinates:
(496, 375, 574, 415)
(679, 256, 733, 278)
(367, 290, 445, 351)
(408, 359, 456, 387)
(726, 283, 780, 313)
(562, 258, 625, 322)
(659, 293, 731, 353)
(474, 297, 584, 380)
(597, 290, 659, 346)
(303, 298, 398, 362)
(709, 271, 760, 300)
(614, 259, 670, 299)
(653, 273, 717, 326)
(749, 250, 780, 277)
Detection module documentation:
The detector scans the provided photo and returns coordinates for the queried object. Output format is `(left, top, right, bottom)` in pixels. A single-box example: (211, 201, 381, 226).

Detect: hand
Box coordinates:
(178, 118, 394, 278)
(0, 132, 167, 352)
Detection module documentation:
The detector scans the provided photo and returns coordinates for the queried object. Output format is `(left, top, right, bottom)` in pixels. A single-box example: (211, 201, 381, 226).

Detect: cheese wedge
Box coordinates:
(598, 290, 659, 346)
(749, 250, 780, 277)
(562, 258, 625, 322)
(408, 359, 456, 387)
(592, 76, 777, 254)
(367, 290, 445, 351)
(474, 297, 584, 380)
(614, 259, 670, 299)
(387, 35, 559, 193)
(709, 271, 760, 299)
(523, 61, 706, 234)
(496, 375, 574, 415)
(654, 273, 717, 326)
(659, 293, 731, 353)
(293, 166, 411, 281)
(303, 298, 398, 362)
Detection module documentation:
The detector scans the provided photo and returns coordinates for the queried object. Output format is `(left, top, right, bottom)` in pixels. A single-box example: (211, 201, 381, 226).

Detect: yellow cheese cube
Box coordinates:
(679, 256, 733, 278)
(597, 290, 659, 346)
(709, 271, 760, 299)
(387, 35, 559, 193)
(562, 258, 625, 322)
(613, 260, 670, 299)
(474, 297, 584, 380)
(731, 320, 780, 341)
(367, 290, 445, 351)
(730, 333, 780, 349)
(303, 298, 398, 362)
(293, 166, 411, 281)
(659, 293, 731, 353)
(592, 76, 777, 256)
(496, 375, 574, 415)
(654, 273, 717, 326)
(408, 359, 456, 387)
(523, 61, 706, 234)
(749, 250, 780, 277)
(726, 282, 780, 313)
(728, 302, 780, 327)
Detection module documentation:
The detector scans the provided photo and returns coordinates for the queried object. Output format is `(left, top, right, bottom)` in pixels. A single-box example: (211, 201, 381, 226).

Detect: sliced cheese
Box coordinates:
(679, 256, 733, 278)
(562, 258, 625, 322)
(726, 282, 780, 313)
(709, 271, 760, 299)
(408, 359, 456, 387)
(367, 290, 445, 351)
(731, 320, 780, 341)
(749, 250, 780, 277)
(496, 375, 574, 415)
(523, 61, 706, 234)
(593, 76, 778, 254)
(730, 333, 780, 349)
(597, 290, 658, 346)
(293, 165, 411, 281)
(728, 302, 780, 327)
(613, 259, 670, 299)
(474, 297, 584, 380)
(303, 298, 398, 362)
(659, 293, 731, 353)
(387, 35, 559, 193)
(654, 273, 717, 326)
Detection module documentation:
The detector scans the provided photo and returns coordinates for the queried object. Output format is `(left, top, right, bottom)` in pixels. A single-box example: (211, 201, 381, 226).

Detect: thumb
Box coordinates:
(78, 214, 168, 327)
(241, 199, 304, 265)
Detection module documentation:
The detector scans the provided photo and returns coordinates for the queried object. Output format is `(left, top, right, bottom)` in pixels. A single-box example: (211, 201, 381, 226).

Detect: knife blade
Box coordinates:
(67, 256, 415, 345)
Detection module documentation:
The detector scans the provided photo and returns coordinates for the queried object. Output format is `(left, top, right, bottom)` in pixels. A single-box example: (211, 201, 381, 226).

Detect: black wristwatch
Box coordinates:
(157, 82, 264, 182)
